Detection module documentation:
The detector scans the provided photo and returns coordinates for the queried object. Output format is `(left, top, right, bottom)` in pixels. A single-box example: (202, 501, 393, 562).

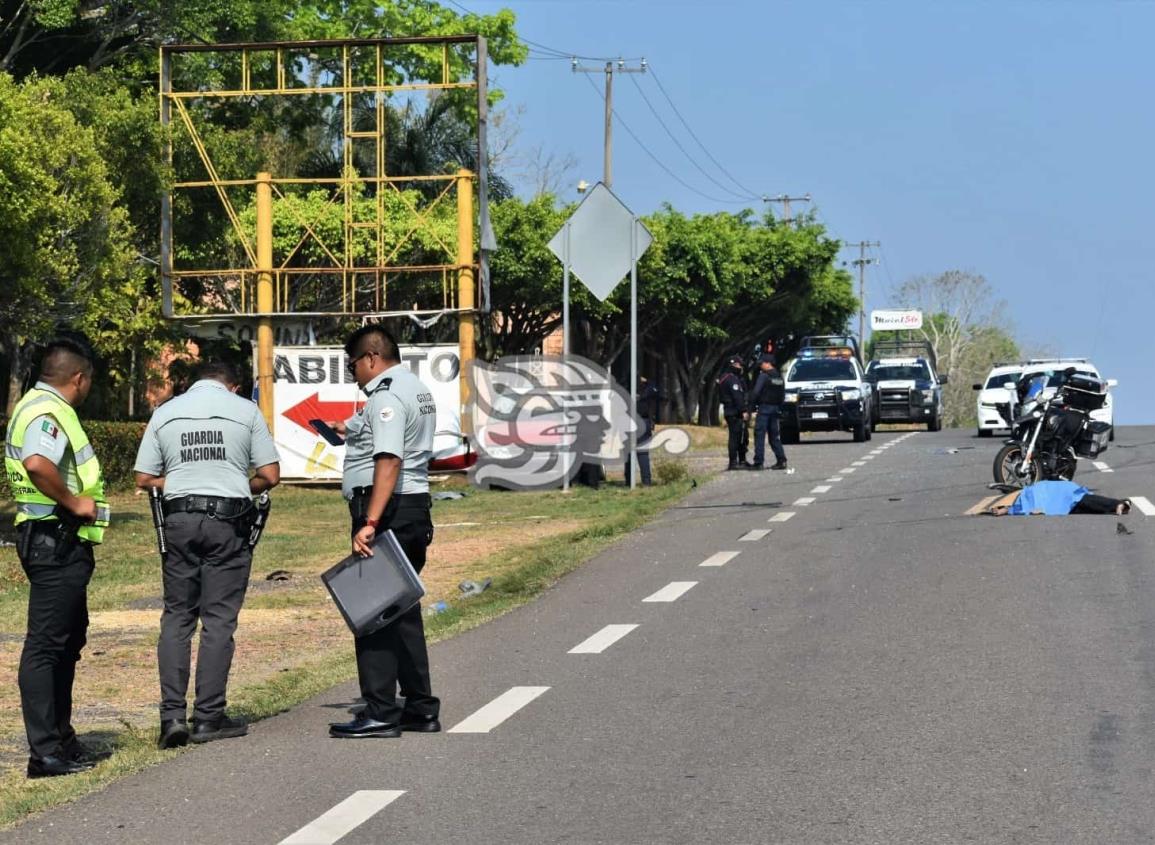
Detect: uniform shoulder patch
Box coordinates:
(40, 420, 59, 438)
(379, 406, 396, 422)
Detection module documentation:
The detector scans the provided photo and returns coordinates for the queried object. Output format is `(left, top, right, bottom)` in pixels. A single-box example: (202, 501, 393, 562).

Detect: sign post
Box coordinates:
(548, 183, 653, 489)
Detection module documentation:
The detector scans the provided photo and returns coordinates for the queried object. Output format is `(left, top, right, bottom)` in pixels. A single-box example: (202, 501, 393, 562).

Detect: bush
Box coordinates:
(654, 460, 689, 485)
(1, 420, 146, 495)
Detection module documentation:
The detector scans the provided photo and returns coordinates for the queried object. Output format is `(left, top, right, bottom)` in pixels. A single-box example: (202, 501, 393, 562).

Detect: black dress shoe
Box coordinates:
(771, 461, 788, 470)
(329, 716, 402, 739)
(749, 463, 764, 471)
(158, 719, 190, 749)
(27, 755, 94, 779)
(399, 713, 441, 733)
(190, 714, 248, 744)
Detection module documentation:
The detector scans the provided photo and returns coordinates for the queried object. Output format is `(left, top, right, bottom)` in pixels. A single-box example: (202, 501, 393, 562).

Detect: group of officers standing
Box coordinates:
(718, 347, 789, 472)
(4, 325, 439, 779)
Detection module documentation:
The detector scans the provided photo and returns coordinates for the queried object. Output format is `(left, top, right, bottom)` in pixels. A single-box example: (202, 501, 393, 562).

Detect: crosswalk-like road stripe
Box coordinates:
(1131, 496, 1155, 516)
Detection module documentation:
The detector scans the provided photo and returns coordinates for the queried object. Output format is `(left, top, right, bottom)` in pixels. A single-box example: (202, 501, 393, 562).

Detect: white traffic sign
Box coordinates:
(871, 309, 923, 330)
(547, 183, 652, 302)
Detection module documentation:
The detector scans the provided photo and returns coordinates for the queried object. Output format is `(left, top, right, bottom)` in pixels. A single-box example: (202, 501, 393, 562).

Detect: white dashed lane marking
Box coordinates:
(839, 468, 857, 474)
(1093, 461, 1113, 473)
(447, 686, 551, 734)
(279, 791, 405, 845)
(852, 461, 866, 467)
(825, 477, 842, 483)
(793, 497, 816, 507)
(1131, 496, 1155, 516)
(965, 495, 999, 516)
(643, 581, 698, 603)
(569, 624, 639, 654)
(811, 485, 832, 494)
(700, 551, 741, 567)
(768, 512, 796, 523)
(739, 529, 772, 542)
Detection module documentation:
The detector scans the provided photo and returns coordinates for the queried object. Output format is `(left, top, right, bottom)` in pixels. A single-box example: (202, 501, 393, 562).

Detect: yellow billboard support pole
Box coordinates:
(256, 171, 275, 432)
(456, 168, 475, 433)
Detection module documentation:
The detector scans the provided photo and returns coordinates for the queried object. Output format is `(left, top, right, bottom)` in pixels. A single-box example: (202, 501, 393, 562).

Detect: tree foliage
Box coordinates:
(0, 72, 136, 412)
(892, 270, 1019, 427)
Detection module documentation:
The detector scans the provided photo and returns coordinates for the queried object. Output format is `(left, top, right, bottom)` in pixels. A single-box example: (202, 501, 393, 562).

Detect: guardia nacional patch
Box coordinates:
(40, 420, 59, 438)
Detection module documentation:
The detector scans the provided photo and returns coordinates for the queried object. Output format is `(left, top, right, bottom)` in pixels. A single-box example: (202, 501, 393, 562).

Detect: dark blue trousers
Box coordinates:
(754, 408, 787, 466)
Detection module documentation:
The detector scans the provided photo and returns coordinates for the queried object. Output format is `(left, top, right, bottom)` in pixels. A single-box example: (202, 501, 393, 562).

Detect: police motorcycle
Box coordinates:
(992, 368, 1111, 486)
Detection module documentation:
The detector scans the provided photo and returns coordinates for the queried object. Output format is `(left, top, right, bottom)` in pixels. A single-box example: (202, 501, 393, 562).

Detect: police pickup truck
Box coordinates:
(780, 337, 874, 443)
(864, 340, 946, 431)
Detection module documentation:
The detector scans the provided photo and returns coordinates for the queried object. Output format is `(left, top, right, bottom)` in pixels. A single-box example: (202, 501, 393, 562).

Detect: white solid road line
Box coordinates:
(569, 624, 639, 654)
(643, 581, 699, 602)
(793, 497, 816, 507)
(279, 790, 405, 845)
(739, 529, 772, 542)
(812, 485, 832, 494)
(1131, 496, 1155, 516)
(1093, 461, 1114, 473)
(768, 511, 796, 523)
(447, 686, 551, 734)
(700, 551, 742, 567)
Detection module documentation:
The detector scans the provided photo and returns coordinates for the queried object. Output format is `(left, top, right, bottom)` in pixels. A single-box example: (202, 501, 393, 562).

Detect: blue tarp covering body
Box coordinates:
(1009, 480, 1089, 516)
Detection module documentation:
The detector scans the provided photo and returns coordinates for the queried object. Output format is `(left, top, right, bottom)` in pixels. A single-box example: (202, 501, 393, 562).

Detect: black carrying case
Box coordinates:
(322, 530, 426, 637)
(1076, 420, 1111, 459)
(1063, 372, 1107, 412)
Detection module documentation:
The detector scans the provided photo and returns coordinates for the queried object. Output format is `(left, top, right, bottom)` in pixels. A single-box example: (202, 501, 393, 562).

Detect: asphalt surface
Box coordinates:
(5, 425, 1155, 845)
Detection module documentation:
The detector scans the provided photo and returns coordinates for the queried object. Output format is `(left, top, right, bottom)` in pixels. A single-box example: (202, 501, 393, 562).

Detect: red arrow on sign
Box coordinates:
(281, 393, 365, 435)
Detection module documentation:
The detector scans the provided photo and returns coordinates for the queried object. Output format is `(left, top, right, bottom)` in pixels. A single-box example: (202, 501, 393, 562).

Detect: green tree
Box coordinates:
(0, 72, 136, 413)
(893, 270, 1019, 427)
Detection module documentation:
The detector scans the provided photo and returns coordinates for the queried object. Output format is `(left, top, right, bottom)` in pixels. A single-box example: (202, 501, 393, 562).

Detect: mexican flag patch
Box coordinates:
(40, 420, 59, 438)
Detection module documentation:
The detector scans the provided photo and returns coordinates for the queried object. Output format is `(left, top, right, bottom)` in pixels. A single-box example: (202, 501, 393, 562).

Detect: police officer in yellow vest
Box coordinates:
(4, 338, 109, 779)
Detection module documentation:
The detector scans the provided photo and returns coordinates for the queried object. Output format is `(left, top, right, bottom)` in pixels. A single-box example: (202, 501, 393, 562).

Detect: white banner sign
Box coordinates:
(260, 345, 463, 480)
(871, 309, 923, 331)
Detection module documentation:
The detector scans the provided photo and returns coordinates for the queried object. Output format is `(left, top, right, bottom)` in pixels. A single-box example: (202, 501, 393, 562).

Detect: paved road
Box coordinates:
(5, 426, 1155, 844)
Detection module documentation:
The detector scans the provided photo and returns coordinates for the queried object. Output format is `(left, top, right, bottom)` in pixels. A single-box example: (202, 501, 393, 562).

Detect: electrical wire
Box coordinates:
(579, 73, 750, 206)
(443, 0, 642, 63)
(647, 65, 763, 201)
(626, 73, 756, 202)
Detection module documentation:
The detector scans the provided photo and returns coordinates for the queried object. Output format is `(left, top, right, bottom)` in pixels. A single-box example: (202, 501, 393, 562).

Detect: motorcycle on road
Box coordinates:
(992, 369, 1112, 487)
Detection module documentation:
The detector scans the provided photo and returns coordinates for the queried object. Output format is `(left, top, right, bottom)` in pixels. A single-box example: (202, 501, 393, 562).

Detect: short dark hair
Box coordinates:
(194, 359, 242, 386)
(344, 324, 401, 363)
(38, 337, 94, 385)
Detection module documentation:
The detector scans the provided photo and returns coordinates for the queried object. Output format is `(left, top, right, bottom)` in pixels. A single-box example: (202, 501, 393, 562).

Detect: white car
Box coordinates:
(973, 364, 1024, 436)
(1017, 359, 1116, 439)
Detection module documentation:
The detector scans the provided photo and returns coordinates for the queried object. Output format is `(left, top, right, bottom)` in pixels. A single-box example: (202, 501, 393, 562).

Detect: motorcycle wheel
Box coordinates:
(993, 443, 1042, 486)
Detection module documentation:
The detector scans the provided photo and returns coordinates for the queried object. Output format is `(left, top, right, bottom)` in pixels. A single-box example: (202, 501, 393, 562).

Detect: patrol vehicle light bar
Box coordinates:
(799, 348, 854, 359)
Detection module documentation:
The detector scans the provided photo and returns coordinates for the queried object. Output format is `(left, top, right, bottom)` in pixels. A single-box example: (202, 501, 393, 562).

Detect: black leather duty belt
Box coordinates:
(163, 495, 251, 519)
(349, 488, 430, 504)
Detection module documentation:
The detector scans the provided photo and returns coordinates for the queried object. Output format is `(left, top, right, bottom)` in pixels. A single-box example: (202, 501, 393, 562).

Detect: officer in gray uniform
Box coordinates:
(133, 359, 280, 749)
(328, 325, 439, 739)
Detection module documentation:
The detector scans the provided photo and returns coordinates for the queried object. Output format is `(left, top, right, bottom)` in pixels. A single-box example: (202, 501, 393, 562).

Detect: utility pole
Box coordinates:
(762, 193, 811, 226)
(572, 57, 647, 189)
(848, 241, 880, 345)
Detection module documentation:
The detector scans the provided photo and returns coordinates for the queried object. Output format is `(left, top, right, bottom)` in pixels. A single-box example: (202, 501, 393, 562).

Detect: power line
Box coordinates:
(579, 73, 749, 205)
(626, 72, 755, 202)
(443, 0, 643, 63)
(647, 65, 763, 201)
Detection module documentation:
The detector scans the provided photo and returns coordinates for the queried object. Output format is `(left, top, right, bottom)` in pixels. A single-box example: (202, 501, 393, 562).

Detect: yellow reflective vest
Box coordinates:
(4, 388, 108, 544)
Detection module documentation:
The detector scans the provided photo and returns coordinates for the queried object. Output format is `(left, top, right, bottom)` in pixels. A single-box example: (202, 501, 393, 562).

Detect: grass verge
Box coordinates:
(0, 478, 692, 828)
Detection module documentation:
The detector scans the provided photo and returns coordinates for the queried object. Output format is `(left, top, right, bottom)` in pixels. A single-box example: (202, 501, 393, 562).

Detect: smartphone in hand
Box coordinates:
(309, 419, 345, 446)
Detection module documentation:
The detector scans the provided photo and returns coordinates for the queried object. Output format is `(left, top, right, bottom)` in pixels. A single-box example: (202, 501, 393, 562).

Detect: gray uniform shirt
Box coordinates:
(134, 379, 280, 500)
(342, 364, 436, 499)
(20, 382, 81, 494)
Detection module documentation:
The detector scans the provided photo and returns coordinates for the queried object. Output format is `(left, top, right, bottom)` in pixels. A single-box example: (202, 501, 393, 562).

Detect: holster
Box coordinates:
(248, 492, 272, 549)
(148, 487, 168, 555)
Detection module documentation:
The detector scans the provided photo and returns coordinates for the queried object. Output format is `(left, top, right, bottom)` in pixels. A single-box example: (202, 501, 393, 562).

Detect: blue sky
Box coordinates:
(466, 0, 1154, 423)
